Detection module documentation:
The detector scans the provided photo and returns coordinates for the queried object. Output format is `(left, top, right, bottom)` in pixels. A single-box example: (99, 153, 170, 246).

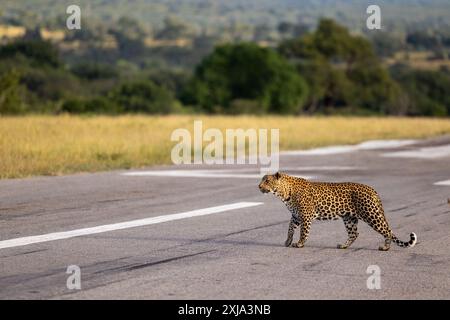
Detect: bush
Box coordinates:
(111, 80, 178, 114)
(228, 99, 264, 115)
(0, 70, 26, 114)
(61, 97, 121, 114)
(21, 67, 82, 102)
(61, 99, 85, 113)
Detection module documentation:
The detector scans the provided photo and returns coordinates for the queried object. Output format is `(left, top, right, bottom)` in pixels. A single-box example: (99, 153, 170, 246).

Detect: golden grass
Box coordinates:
(1, 115, 450, 179)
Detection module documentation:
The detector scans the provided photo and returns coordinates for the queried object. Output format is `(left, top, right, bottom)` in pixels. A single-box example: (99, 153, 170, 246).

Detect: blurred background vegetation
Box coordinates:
(1, 0, 450, 117)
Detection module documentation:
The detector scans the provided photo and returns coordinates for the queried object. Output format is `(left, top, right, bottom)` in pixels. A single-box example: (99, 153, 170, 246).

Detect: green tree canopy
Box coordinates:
(392, 65, 450, 116)
(182, 43, 308, 114)
(280, 19, 400, 114)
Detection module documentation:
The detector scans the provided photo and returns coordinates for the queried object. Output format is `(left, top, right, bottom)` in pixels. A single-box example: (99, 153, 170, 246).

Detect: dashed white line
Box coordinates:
(0, 202, 263, 250)
(122, 170, 263, 178)
(382, 145, 450, 159)
(282, 145, 358, 156)
(434, 180, 450, 186)
(121, 170, 312, 179)
(282, 140, 417, 156)
(283, 166, 362, 171)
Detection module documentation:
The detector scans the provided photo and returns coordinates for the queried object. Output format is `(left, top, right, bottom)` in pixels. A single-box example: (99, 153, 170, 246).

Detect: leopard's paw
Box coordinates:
(291, 242, 304, 248)
(337, 244, 348, 249)
(284, 238, 293, 247)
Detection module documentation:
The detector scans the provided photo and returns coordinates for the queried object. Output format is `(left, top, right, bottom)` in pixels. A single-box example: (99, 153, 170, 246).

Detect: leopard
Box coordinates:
(258, 172, 417, 251)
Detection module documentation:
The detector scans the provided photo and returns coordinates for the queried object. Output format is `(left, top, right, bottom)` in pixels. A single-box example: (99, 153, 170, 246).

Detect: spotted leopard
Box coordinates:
(258, 172, 417, 251)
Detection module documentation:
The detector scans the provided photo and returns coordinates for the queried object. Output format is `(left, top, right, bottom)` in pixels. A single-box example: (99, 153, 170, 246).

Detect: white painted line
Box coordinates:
(283, 166, 362, 171)
(382, 144, 450, 159)
(357, 140, 417, 150)
(282, 145, 357, 156)
(0, 202, 263, 250)
(282, 140, 417, 156)
(434, 180, 450, 186)
(122, 170, 263, 178)
(173, 166, 361, 172)
(121, 170, 312, 179)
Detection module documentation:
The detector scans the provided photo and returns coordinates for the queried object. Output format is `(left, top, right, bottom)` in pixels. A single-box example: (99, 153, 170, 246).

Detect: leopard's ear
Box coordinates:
(274, 172, 281, 179)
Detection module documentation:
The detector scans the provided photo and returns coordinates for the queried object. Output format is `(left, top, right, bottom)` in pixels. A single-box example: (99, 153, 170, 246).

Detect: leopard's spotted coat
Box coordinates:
(258, 172, 417, 251)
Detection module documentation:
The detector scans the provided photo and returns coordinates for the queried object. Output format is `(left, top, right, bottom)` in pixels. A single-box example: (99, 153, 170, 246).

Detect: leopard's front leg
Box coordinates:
(285, 216, 300, 247)
(292, 217, 312, 248)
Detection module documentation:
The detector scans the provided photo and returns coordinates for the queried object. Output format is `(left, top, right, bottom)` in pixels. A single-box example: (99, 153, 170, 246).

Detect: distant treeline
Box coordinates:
(1, 19, 449, 116)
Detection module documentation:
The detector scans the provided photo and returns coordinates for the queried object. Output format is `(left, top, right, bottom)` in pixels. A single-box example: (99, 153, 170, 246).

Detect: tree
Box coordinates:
(109, 17, 146, 59)
(182, 43, 308, 114)
(349, 64, 402, 114)
(279, 19, 401, 114)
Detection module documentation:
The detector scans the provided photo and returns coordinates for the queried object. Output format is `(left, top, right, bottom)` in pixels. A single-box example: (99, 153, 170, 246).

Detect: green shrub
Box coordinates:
(111, 80, 178, 114)
(0, 70, 26, 114)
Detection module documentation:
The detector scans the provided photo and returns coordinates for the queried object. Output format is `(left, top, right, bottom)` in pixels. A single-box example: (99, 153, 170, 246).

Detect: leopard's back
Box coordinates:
(290, 180, 383, 221)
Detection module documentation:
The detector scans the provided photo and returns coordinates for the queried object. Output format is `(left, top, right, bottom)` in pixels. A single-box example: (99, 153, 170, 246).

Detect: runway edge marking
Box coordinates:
(0, 202, 263, 250)
(434, 179, 450, 186)
(121, 170, 313, 179)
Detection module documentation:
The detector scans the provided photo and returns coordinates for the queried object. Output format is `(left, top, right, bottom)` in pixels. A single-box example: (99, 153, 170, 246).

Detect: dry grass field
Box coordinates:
(1, 115, 450, 179)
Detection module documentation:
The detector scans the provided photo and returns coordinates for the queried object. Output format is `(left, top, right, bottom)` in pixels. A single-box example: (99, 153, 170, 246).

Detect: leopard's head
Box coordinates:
(258, 172, 291, 201)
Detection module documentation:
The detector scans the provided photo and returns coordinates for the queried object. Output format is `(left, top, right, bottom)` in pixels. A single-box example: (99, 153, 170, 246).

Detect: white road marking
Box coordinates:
(382, 144, 450, 159)
(121, 139, 418, 177)
(283, 166, 362, 171)
(282, 145, 358, 156)
(356, 140, 417, 150)
(122, 170, 263, 178)
(434, 180, 450, 186)
(121, 170, 312, 179)
(154, 166, 359, 172)
(282, 140, 417, 156)
(0, 202, 263, 250)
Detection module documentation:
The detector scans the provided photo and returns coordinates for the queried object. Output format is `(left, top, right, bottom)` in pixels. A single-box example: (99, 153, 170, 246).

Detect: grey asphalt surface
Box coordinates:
(0, 135, 449, 299)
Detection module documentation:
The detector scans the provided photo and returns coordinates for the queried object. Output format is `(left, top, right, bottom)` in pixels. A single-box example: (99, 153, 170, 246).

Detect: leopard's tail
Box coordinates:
(392, 232, 417, 248)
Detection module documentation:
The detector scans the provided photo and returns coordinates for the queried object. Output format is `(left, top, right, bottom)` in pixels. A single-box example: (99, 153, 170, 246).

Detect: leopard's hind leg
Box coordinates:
(359, 207, 393, 251)
(354, 193, 395, 251)
(337, 216, 359, 249)
(362, 215, 393, 251)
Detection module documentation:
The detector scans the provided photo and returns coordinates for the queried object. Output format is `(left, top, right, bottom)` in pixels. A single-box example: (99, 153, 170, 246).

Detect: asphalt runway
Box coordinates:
(1, 135, 449, 299)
